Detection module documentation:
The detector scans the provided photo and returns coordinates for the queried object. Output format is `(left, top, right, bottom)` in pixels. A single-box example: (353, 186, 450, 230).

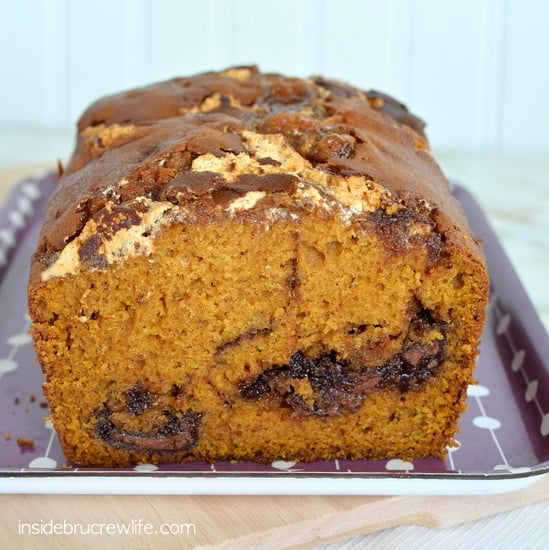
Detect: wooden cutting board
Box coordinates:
(0, 475, 547, 549)
(1, 166, 547, 548)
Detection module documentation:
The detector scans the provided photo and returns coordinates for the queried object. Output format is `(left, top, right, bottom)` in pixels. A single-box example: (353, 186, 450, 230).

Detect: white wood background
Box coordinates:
(1, 0, 549, 153)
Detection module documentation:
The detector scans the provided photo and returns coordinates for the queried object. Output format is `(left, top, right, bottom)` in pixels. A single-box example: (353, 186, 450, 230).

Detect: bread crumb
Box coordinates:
(17, 437, 35, 451)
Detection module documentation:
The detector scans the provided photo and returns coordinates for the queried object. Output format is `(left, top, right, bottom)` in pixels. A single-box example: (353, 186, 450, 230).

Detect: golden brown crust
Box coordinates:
(29, 66, 483, 285)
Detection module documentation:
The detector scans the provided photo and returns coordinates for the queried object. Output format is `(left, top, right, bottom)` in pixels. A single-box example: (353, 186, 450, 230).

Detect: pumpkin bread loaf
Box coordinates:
(28, 67, 489, 467)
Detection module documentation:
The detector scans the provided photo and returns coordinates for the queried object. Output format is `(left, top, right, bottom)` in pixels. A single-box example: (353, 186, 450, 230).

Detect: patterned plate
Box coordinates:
(0, 173, 547, 495)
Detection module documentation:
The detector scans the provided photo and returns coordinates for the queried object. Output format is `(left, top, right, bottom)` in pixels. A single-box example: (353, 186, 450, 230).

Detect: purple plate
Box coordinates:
(0, 173, 547, 495)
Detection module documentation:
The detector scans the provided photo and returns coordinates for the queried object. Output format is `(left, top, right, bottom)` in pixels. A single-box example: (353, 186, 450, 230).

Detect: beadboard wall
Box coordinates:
(2, 0, 549, 153)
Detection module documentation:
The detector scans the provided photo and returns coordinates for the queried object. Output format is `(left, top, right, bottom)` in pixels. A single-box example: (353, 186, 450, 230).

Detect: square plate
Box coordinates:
(0, 173, 547, 495)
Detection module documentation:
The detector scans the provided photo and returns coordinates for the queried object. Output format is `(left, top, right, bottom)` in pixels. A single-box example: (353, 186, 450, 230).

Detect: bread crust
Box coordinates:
(29, 66, 483, 284)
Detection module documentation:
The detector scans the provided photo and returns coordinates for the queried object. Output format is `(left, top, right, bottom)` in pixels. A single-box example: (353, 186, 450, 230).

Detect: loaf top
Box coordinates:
(30, 66, 483, 282)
